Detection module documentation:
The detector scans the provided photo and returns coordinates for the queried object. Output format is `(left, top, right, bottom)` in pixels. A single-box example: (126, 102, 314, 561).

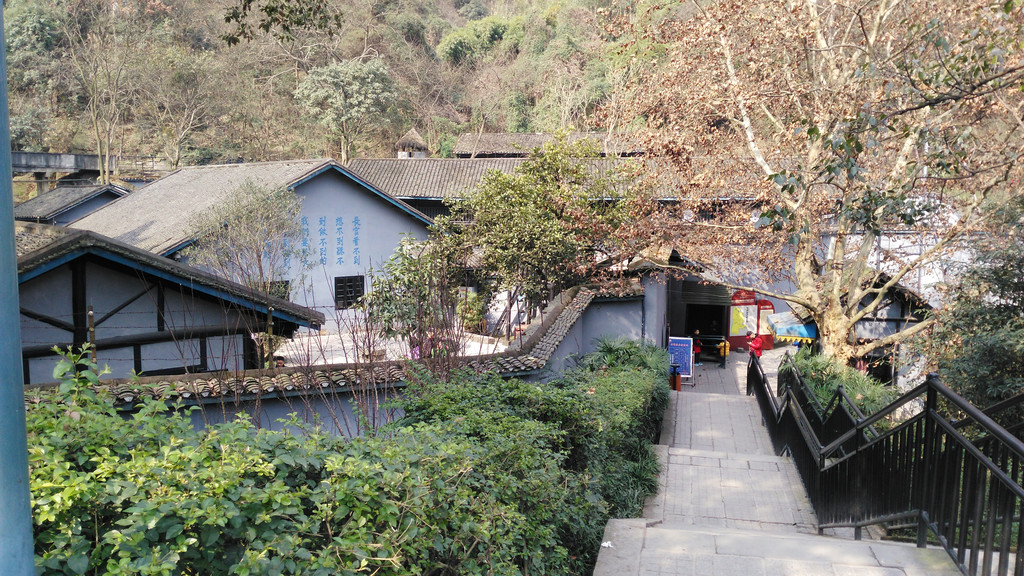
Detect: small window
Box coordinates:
(267, 280, 290, 300)
(334, 275, 365, 309)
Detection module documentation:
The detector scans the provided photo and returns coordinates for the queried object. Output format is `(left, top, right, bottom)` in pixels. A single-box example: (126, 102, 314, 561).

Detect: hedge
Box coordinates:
(28, 340, 668, 575)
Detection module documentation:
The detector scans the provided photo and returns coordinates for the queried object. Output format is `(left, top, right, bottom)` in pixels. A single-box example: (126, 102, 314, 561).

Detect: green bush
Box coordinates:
(30, 342, 668, 575)
(436, 16, 523, 66)
(784, 346, 897, 416)
(399, 338, 669, 570)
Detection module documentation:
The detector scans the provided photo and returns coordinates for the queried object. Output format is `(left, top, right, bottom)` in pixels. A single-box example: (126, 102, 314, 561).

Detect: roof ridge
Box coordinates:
(176, 158, 333, 170)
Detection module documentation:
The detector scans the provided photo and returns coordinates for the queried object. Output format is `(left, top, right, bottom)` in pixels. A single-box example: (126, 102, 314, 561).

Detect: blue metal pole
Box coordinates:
(0, 8, 36, 574)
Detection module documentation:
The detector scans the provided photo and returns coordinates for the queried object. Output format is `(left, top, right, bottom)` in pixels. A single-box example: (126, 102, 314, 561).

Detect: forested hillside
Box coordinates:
(4, 0, 628, 168)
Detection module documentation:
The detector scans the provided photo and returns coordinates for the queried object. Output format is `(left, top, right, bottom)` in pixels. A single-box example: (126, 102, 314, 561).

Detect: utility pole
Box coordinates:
(0, 9, 37, 574)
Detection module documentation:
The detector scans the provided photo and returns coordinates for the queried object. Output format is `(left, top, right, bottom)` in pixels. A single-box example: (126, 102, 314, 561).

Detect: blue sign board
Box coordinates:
(668, 337, 693, 378)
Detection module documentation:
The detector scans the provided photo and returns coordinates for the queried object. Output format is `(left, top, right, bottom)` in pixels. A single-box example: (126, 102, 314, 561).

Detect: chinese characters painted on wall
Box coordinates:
(305, 214, 361, 268)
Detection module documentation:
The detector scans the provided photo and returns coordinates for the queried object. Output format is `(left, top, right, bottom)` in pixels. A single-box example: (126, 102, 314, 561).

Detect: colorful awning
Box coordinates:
(767, 311, 818, 344)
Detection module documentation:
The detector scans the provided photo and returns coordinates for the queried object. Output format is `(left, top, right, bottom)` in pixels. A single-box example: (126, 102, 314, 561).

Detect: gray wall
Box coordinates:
(581, 298, 645, 355)
(20, 258, 259, 383)
(539, 294, 653, 380)
(291, 170, 429, 315)
(187, 388, 404, 437)
(643, 273, 668, 348)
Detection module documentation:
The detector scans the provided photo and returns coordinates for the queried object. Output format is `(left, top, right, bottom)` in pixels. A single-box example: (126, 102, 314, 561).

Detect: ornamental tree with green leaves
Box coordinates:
(915, 195, 1024, 410)
(293, 58, 397, 163)
(439, 135, 648, 308)
(357, 235, 470, 375)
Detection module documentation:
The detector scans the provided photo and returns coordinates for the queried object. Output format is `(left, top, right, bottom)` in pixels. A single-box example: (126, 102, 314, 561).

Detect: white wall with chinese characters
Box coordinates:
(290, 169, 430, 317)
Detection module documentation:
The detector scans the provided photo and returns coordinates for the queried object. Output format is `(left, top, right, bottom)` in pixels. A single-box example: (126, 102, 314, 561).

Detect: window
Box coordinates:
(267, 280, 290, 300)
(334, 275, 365, 309)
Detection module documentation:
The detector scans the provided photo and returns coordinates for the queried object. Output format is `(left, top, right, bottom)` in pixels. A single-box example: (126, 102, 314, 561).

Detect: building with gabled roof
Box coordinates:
(14, 183, 131, 226)
(16, 222, 323, 384)
(58, 283, 668, 436)
(395, 128, 429, 158)
(70, 159, 433, 315)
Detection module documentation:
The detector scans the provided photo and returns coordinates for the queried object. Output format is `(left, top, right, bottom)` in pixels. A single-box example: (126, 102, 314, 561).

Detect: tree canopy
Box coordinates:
(4, 0, 622, 187)
(615, 0, 1024, 361)
(916, 195, 1024, 408)
(293, 59, 398, 164)
(440, 136, 649, 307)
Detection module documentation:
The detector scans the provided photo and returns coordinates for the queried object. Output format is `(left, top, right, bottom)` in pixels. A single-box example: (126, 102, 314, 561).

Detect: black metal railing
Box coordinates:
(748, 353, 1024, 576)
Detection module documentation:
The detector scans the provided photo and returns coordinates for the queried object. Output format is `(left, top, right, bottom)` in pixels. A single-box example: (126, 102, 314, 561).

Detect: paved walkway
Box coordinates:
(593, 348, 962, 576)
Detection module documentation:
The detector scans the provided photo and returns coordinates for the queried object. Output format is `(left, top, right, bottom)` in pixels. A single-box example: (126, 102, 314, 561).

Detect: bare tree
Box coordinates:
(183, 180, 308, 361)
(59, 1, 139, 183)
(614, 0, 1024, 362)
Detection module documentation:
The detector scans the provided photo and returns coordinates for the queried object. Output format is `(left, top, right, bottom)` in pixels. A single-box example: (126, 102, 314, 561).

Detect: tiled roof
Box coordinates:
(15, 221, 324, 329)
(346, 158, 635, 200)
(71, 160, 338, 254)
(14, 222, 69, 258)
(69, 159, 430, 256)
(453, 132, 641, 157)
(347, 158, 525, 199)
(14, 184, 131, 221)
(87, 287, 597, 405)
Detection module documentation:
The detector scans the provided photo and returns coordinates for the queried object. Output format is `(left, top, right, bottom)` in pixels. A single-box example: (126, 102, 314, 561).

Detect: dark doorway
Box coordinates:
(685, 304, 727, 338)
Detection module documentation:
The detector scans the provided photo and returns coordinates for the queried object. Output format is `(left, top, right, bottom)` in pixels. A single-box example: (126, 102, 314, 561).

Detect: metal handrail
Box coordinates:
(954, 390, 1024, 430)
(928, 374, 1024, 462)
(747, 359, 1024, 576)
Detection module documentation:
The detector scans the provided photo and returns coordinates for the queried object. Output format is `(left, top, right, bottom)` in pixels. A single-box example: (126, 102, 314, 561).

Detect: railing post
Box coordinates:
(917, 373, 939, 548)
(0, 7, 35, 569)
(746, 356, 752, 396)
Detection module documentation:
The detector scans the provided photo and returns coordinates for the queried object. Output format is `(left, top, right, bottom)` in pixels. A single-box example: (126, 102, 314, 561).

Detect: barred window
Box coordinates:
(334, 275, 365, 309)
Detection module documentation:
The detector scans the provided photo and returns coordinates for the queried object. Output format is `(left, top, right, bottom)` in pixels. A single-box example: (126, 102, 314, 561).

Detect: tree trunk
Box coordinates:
(816, 309, 855, 364)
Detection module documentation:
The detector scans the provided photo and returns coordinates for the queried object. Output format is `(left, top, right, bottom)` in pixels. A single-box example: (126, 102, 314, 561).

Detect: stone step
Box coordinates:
(594, 521, 963, 576)
(644, 444, 818, 534)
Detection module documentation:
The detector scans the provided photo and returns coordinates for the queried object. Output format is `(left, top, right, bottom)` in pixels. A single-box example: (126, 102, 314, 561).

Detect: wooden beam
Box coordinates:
(71, 259, 87, 345)
(18, 307, 74, 332)
(21, 326, 252, 358)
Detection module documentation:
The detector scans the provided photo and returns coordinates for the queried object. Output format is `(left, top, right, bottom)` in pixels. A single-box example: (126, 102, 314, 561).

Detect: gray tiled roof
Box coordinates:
(453, 132, 641, 157)
(347, 158, 526, 199)
(14, 184, 130, 221)
(14, 222, 69, 258)
(91, 287, 597, 405)
(346, 157, 635, 200)
(15, 221, 324, 329)
(71, 159, 338, 254)
(65, 159, 442, 256)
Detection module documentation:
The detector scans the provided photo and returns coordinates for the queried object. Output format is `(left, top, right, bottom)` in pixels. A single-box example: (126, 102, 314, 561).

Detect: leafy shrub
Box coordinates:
(30, 342, 668, 575)
(457, 0, 488, 20)
(436, 16, 522, 66)
(399, 338, 669, 571)
(456, 290, 487, 333)
(784, 346, 897, 416)
(563, 338, 669, 516)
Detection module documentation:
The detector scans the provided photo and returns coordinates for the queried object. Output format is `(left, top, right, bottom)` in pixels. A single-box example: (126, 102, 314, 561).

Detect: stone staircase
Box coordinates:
(592, 353, 963, 576)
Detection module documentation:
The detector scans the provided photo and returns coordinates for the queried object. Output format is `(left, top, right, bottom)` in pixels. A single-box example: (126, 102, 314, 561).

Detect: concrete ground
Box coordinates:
(592, 347, 963, 576)
(276, 328, 506, 365)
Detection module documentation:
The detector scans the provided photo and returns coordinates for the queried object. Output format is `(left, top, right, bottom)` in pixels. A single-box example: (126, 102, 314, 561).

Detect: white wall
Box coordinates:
(291, 170, 430, 317)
